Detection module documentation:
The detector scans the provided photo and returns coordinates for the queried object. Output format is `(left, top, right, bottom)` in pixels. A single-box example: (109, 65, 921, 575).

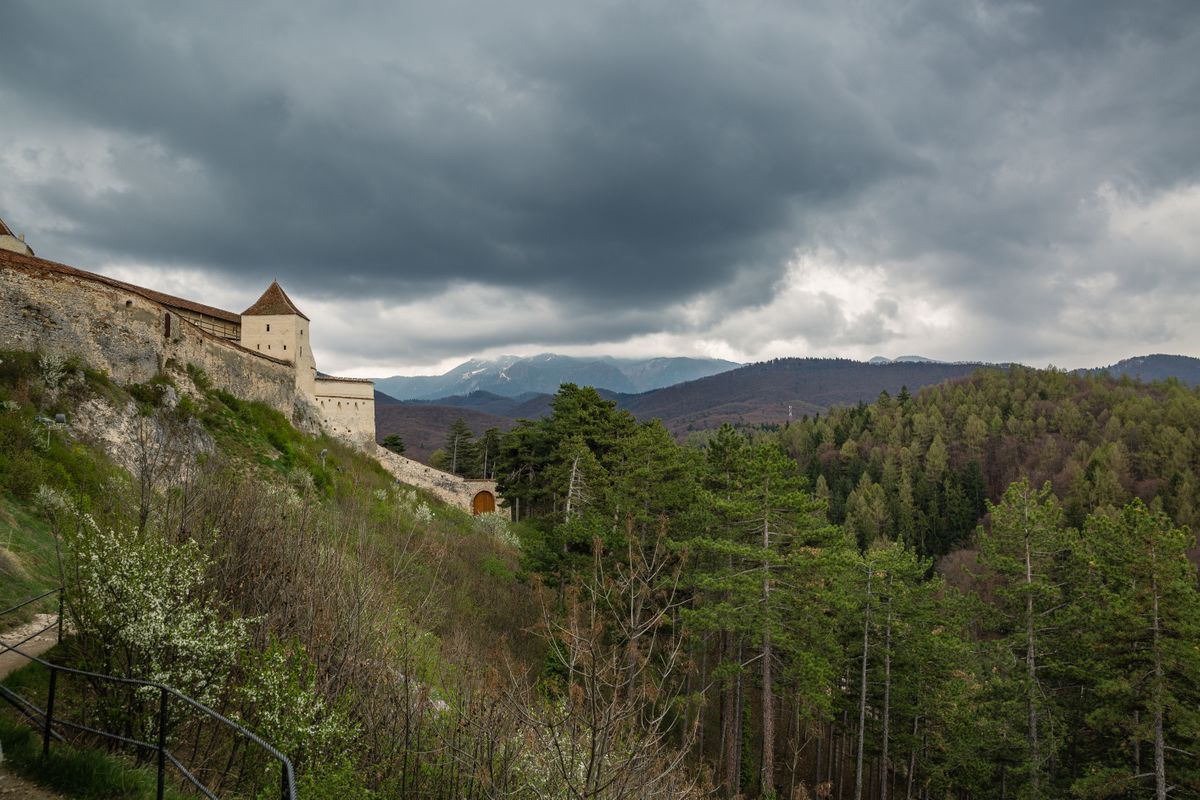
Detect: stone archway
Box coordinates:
(472, 490, 496, 515)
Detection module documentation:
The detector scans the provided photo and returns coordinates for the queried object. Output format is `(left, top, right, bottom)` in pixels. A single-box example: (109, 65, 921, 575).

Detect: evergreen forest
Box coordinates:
(491, 367, 1200, 799)
(4, 354, 1200, 799)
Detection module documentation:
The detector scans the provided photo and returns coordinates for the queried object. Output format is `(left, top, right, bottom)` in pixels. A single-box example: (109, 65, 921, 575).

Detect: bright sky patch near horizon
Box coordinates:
(1, 1, 1197, 377)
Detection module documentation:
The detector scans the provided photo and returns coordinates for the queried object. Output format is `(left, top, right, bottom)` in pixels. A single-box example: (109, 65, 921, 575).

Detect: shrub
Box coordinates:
(64, 515, 251, 707)
(475, 511, 519, 548)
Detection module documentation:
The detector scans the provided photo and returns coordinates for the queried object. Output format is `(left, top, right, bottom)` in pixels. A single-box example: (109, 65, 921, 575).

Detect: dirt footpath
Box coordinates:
(0, 766, 69, 799)
(0, 615, 58, 682)
(0, 614, 69, 798)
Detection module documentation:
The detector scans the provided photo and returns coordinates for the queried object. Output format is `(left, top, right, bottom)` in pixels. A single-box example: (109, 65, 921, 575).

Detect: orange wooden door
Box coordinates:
(472, 491, 496, 515)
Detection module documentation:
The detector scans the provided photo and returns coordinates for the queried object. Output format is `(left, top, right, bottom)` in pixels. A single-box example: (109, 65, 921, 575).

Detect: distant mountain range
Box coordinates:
(374, 354, 741, 400)
(376, 357, 985, 459)
(376, 353, 1200, 462)
(1078, 354, 1200, 387)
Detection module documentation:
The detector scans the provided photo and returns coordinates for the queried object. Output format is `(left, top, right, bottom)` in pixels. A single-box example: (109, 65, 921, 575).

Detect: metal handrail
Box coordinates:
(0, 589, 297, 800)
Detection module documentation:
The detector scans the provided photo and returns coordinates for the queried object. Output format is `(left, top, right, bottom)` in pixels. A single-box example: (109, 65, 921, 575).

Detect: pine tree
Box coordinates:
(978, 479, 1068, 797)
(1069, 502, 1200, 798)
(444, 417, 477, 476)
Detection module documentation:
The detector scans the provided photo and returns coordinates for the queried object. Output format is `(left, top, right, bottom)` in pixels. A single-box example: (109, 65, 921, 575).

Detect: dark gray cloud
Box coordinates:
(1, 0, 1198, 370)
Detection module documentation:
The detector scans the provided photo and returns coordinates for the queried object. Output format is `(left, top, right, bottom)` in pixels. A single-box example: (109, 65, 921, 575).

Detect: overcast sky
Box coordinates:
(1, 1, 1197, 377)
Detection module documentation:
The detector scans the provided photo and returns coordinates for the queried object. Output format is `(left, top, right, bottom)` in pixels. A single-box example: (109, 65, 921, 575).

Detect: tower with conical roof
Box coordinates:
(0, 216, 34, 256)
(239, 281, 317, 395)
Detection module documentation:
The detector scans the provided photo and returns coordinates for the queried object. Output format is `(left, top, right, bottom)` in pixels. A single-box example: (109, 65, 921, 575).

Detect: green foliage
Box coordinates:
(0, 711, 192, 800)
(197, 388, 345, 492)
(780, 365, 1200, 557)
(237, 638, 359, 771)
(381, 432, 406, 454)
(63, 509, 251, 703)
(125, 373, 176, 414)
(184, 362, 212, 392)
(0, 496, 60, 613)
(495, 383, 638, 526)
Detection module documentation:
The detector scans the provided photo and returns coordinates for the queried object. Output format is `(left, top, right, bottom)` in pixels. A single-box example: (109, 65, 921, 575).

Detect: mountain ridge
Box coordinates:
(375, 354, 1200, 461)
(375, 354, 740, 400)
(1077, 353, 1200, 387)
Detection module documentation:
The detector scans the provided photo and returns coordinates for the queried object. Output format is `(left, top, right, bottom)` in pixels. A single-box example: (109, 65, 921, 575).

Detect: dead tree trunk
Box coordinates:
(761, 512, 775, 797)
(1151, 542, 1166, 800)
(1023, 501, 1040, 797)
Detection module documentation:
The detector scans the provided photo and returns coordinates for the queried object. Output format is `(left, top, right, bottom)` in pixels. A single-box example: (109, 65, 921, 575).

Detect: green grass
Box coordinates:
(0, 711, 192, 799)
(0, 497, 60, 616)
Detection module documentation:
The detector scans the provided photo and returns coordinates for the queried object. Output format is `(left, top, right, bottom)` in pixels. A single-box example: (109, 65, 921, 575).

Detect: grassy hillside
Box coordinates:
(0, 350, 543, 798)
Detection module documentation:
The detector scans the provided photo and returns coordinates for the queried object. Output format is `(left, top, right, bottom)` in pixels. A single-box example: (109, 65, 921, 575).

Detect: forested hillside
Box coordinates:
(615, 358, 983, 434)
(0, 352, 662, 799)
(492, 378, 1200, 799)
(1080, 353, 1200, 387)
(779, 366, 1200, 559)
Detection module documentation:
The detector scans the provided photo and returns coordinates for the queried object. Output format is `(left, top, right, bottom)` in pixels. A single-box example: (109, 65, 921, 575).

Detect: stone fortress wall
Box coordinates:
(0, 251, 301, 416)
(316, 376, 376, 445)
(374, 446, 499, 515)
(0, 233, 500, 515)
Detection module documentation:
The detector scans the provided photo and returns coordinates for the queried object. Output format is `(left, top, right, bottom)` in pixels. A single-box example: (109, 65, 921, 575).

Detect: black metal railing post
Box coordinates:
(42, 666, 57, 757)
(157, 686, 169, 800)
(5, 588, 299, 800)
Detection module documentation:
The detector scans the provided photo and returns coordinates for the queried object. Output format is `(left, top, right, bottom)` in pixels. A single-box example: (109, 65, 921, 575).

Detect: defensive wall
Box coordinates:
(374, 446, 500, 515)
(0, 249, 302, 418)
(1, 245, 502, 514)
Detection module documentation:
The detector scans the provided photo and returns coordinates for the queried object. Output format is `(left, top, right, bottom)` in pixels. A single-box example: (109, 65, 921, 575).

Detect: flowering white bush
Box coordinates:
(65, 517, 252, 707)
(414, 502, 434, 525)
(34, 484, 75, 517)
(475, 511, 520, 549)
(39, 352, 68, 391)
(236, 638, 356, 766)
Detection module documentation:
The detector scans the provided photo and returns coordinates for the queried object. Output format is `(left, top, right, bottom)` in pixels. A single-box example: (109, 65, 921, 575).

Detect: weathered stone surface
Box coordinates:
(1, 264, 298, 416)
(2, 257, 502, 511)
(374, 445, 500, 515)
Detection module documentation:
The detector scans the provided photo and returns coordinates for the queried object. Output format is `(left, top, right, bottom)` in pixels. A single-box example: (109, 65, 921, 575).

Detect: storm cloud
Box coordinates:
(1, 0, 1197, 372)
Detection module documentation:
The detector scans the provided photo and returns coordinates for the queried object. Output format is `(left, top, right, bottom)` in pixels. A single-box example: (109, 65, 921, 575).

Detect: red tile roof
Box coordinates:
(0, 247, 241, 323)
(0, 217, 13, 237)
(241, 280, 309, 320)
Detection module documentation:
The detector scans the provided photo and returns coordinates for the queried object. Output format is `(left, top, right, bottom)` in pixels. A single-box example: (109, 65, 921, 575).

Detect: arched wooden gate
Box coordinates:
(472, 490, 496, 515)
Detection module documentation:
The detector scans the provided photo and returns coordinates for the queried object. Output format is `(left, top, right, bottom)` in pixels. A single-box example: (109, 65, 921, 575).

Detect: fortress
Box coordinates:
(0, 217, 497, 514)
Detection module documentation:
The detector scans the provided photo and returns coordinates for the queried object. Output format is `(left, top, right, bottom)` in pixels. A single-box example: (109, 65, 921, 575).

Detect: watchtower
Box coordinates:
(239, 281, 317, 395)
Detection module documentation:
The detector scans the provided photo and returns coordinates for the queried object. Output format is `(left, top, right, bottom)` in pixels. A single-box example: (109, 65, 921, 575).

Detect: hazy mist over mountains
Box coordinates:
(375, 354, 741, 400)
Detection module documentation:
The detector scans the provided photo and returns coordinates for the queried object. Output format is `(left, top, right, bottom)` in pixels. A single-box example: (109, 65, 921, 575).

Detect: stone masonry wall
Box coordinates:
(1, 260, 299, 416)
(2, 254, 496, 511)
(374, 445, 500, 514)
